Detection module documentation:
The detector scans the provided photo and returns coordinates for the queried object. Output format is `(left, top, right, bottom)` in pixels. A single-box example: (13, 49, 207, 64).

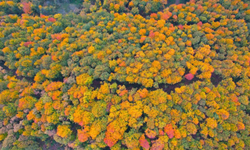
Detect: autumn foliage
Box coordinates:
(0, 0, 250, 149)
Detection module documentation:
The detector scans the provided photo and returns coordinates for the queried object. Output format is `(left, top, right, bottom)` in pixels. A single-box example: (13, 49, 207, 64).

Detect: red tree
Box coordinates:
(23, 2, 32, 14)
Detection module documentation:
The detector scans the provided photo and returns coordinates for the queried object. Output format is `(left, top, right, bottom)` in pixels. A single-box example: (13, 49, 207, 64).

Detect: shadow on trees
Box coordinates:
(91, 72, 223, 94)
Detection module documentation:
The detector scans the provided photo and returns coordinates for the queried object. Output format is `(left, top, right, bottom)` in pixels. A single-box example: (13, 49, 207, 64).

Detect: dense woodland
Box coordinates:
(1, 0, 250, 149)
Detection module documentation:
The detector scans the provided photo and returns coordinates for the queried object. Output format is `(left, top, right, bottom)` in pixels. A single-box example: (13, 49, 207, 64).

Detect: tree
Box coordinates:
(22, 2, 32, 14)
(57, 125, 72, 138)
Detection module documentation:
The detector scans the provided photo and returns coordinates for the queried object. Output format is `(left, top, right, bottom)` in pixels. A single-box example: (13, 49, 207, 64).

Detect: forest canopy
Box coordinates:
(1, 0, 250, 149)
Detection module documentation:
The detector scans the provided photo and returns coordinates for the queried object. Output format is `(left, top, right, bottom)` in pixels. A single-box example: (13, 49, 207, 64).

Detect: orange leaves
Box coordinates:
(150, 13, 158, 19)
(145, 128, 157, 139)
(138, 88, 148, 98)
(204, 87, 211, 93)
(128, 101, 143, 118)
(140, 70, 153, 78)
(197, 45, 211, 56)
(139, 29, 147, 36)
(230, 94, 240, 105)
(141, 78, 154, 88)
(226, 39, 234, 45)
(46, 112, 59, 124)
(128, 1, 134, 7)
(35, 100, 43, 111)
(139, 134, 150, 150)
(164, 49, 175, 60)
(22, 2, 32, 14)
(18, 96, 37, 110)
(64, 106, 71, 116)
(89, 118, 107, 139)
(157, 20, 166, 28)
(119, 61, 126, 67)
(158, 33, 166, 41)
(27, 110, 35, 120)
(178, 12, 185, 19)
(161, 11, 172, 21)
(52, 100, 63, 110)
(114, 4, 120, 12)
(49, 90, 62, 101)
(186, 40, 192, 46)
(51, 33, 66, 41)
(161, 69, 172, 78)
(88, 46, 95, 54)
(130, 27, 137, 33)
(217, 109, 229, 120)
(212, 22, 220, 29)
(99, 82, 110, 94)
(77, 127, 89, 142)
(192, 117, 199, 125)
(57, 125, 72, 138)
(206, 34, 215, 40)
(206, 118, 217, 129)
(151, 138, 164, 150)
(3, 1, 15, 6)
(204, 27, 214, 33)
(177, 67, 185, 76)
(243, 3, 249, 9)
(104, 119, 127, 147)
(237, 122, 245, 130)
(121, 101, 130, 109)
(140, 36, 146, 43)
(174, 129, 181, 139)
(2, 47, 12, 54)
(126, 75, 134, 83)
(19, 86, 33, 97)
(148, 89, 167, 105)
(72, 51, 84, 58)
(200, 126, 208, 137)
(149, 31, 155, 38)
(170, 109, 182, 122)
(164, 124, 174, 139)
(135, 51, 145, 58)
(69, 86, 88, 100)
(176, 4, 183, 10)
(195, 51, 204, 60)
(186, 16, 192, 22)
(73, 108, 94, 126)
(152, 60, 161, 70)
(118, 89, 128, 96)
(175, 86, 186, 94)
